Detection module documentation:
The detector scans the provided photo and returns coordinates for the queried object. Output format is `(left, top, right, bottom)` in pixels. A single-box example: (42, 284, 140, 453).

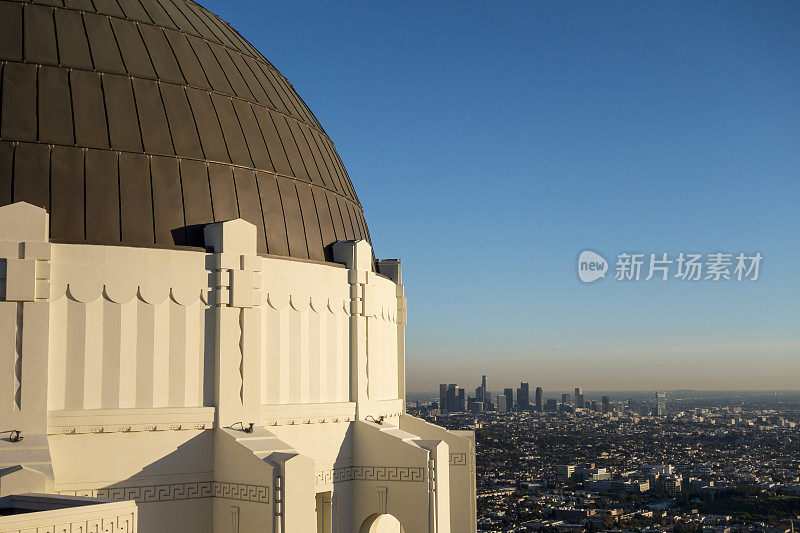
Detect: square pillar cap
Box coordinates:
(0, 202, 49, 242)
(332, 240, 372, 271)
(377, 258, 401, 284)
(204, 219, 257, 255)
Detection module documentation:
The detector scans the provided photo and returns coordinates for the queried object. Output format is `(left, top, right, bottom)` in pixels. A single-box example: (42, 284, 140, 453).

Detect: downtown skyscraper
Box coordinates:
(575, 387, 585, 408)
(504, 388, 514, 413)
(517, 382, 530, 411)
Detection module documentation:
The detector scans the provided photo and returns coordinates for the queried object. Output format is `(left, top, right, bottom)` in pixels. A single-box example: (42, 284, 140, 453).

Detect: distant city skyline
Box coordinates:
(409, 378, 800, 528)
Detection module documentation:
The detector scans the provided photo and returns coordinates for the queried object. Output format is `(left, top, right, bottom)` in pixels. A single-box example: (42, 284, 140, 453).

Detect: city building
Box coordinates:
(458, 387, 467, 412)
(497, 394, 508, 413)
(439, 384, 449, 414)
(535, 386, 543, 411)
(585, 480, 650, 493)
(585, 468, 611, 482)
(655, 391, 667, 416)
(446, 384, 458, 413)
(642, 465, 675, 477)
(602, 396, 611, 413)
(504, 388, 514, 413)
(557, 465, 577, 485)
(575, 387, 585, 408)
(562, 393, 572, 406)
(517, 382, 530, 411)
(0, 2, 476, 531)
(663, 475, 683, 494)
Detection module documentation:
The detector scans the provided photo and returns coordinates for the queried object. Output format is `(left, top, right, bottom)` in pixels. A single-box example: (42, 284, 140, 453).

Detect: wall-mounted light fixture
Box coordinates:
(229, 422, 255, 433)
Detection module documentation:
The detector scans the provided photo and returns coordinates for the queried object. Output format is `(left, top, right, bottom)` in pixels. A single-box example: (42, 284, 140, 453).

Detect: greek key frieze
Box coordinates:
(60, 480, 268, 504)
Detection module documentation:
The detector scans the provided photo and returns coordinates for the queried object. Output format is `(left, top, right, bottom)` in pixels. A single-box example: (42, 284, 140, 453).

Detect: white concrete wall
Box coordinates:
(259, 257, 351, 405)
(0, 204, 472, 533)
(50, 430, 214, 533)
(400, 416, 478, 533)
(46, 244, 209, 411)
(37, 238, 403, 415)
(0, 498, 137, 533)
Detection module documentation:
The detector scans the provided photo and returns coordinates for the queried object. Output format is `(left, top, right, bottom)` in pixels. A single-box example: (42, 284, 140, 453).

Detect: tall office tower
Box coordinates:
(466, 397, 476, 412)
(482, 375, 487, 402)
(602, 395, 611, 413)
(439, 384, 448, 413)
(475, 386, 483, 404)
(504, 388, 514, 412)
(562, 393, 572, 405)
(535, 387, 544, 411)
(575, 387, 585, 408)
(519, 382, 530, 411)
(655, 391, 667, 417)
(498, 395, 508, 413)
(471, 393, 483, 413)
(447, 384, 458, 413)
(457, 387, 467, 412)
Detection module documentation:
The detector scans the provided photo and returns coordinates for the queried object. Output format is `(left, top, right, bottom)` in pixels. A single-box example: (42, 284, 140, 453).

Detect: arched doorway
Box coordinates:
(359, 513, 404, 533)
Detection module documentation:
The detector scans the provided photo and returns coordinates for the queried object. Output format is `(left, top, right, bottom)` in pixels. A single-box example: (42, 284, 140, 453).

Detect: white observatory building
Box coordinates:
(0, 1, 476, 531)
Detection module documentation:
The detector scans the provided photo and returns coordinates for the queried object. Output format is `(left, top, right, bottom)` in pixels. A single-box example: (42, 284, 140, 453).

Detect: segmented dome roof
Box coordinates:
(0, 0, 370, 261)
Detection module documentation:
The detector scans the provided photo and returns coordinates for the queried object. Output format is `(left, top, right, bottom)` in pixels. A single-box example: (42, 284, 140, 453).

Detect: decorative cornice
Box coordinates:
(47, 407, 215, 435)
(261, 402, 356, 427)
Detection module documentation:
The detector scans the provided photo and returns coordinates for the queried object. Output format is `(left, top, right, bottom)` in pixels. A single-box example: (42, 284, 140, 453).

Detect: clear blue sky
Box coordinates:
(202, 1, 800, 392)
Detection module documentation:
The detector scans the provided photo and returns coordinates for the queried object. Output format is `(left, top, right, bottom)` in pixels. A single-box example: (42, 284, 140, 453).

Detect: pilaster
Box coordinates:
(332, 240, 373, 419)
(204, 220, 262, 429)
(377, 259, 406, 408)
(0, 202, 51, 436)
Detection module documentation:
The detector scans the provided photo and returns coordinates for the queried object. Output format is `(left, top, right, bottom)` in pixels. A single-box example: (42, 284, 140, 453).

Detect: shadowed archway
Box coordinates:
(359, 513, 404, 533)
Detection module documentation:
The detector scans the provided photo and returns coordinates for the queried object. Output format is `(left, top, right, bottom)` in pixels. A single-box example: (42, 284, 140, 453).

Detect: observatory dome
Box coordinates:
(0, 0, 369, 261)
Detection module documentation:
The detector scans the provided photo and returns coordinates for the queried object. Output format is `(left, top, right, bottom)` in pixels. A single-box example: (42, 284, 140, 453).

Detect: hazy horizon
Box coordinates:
(405, 335, 799, 393)
(407, 388, 800, 395)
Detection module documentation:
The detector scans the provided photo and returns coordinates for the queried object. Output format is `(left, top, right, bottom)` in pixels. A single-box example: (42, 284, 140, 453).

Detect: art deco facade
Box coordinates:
(0, 1, 476, 531)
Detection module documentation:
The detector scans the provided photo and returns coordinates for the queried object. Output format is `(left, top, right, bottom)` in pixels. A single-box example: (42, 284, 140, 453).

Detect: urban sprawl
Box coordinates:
(409, 379, 800, 533)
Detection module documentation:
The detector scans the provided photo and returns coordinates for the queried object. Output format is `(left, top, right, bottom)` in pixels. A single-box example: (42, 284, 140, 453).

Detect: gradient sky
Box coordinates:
(202, 1, 800, 392)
